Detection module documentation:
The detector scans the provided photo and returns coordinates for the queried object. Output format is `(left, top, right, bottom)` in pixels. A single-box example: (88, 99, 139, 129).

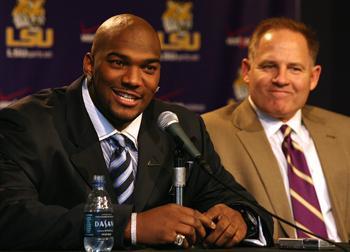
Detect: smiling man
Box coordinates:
(0, 14, 273, 249)
(203, 17, 350, 242)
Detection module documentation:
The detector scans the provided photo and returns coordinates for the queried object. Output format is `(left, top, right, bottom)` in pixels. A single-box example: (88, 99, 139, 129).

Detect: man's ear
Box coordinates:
(241, 58, 251, 83)
(83, 53, 93, 78)
(310, 64, 321, 91)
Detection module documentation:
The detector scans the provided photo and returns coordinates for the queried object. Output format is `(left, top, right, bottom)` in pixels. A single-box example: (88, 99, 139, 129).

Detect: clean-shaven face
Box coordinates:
(242, 29, 321, 121)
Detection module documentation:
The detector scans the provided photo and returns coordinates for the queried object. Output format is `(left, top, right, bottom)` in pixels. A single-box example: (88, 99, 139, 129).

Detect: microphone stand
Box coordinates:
(173, 147, 186, 206)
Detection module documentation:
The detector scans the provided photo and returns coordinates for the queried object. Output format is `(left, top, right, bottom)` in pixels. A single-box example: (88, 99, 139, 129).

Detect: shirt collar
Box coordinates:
(82, 78, 141, 149)
(248, 96, 302, 137)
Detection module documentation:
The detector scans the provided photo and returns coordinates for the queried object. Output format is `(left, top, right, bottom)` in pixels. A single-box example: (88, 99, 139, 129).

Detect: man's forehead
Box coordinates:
(92, 15, 159, 55)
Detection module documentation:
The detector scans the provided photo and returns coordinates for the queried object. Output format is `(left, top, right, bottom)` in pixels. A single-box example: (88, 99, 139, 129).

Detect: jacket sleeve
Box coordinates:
(182, 115, 274, 245)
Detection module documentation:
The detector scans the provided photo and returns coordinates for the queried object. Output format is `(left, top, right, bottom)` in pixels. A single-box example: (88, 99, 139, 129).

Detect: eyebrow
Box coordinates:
(107, 52, 161, 64)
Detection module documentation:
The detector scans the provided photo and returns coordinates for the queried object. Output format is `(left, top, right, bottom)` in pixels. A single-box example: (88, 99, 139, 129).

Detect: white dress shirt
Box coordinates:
(249, 96, 340, 241)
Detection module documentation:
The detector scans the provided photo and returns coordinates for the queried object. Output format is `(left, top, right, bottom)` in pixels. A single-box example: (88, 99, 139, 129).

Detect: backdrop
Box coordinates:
(1, 0, 297, 113)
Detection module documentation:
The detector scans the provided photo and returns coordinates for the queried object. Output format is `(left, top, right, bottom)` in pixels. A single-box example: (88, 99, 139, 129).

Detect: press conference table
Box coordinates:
(7, 243, 350, 251)
(11, 244, 349, 251)
(121, 243, 350, 251)
(113, 243, 350, 252)
(191, 243, 350, 251)
(147, 245, 350, 252)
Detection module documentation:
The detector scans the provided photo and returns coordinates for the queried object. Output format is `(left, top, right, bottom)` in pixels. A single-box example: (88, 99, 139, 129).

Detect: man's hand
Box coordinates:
(203, 204, 247, 248)
(133, 204, 216, 248)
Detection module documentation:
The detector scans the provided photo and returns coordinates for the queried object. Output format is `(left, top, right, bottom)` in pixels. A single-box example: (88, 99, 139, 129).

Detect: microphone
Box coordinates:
(157, 111, 201, 160)
(157, 111, 212, 175)
(157, 110, 346, 252)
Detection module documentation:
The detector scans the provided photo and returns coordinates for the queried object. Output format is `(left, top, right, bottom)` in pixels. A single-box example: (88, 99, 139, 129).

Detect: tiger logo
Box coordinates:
(232, 68, 249, 102)
(12, 0, 46, 29)
(162, 0, 193, 33)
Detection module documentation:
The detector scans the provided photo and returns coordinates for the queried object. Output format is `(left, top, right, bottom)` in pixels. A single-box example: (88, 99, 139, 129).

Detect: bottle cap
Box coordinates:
(92, 175, 105, 187)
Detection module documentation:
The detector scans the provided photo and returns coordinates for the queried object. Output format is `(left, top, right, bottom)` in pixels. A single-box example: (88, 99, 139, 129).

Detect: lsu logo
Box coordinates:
(162, 0, 193, 33)
(12, 0, 46, 29)
(158, 0, 200, 51)
(6, 0, 54, 48)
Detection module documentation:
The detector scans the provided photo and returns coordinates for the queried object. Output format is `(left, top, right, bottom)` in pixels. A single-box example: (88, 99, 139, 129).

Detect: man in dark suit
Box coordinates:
(203, 17, 350, 241)
(0, 14, 273, 249)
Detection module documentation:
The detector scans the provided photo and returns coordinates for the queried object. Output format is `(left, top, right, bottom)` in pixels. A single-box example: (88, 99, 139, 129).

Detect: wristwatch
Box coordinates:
(237, 208, 259, 239)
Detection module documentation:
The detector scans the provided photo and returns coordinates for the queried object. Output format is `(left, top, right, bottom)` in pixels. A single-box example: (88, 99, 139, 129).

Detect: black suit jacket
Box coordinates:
(0, 76, 273, 249)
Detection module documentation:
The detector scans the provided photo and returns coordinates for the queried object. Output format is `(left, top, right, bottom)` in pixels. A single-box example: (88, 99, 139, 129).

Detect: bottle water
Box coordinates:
(84, 175, 114, 252)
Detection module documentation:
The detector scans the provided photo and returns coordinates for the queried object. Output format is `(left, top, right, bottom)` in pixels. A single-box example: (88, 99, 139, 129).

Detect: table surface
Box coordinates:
(138, 243, 349, 251)
(4, 243, 350, 251)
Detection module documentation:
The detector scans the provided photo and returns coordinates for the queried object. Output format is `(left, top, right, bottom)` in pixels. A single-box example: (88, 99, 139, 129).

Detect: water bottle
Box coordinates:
(84, 175, 114, 252)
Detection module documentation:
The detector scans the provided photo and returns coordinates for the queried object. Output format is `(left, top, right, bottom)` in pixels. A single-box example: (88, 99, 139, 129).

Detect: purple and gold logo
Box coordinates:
(158, 0, 201, 62)
(5, 0, 54, 58)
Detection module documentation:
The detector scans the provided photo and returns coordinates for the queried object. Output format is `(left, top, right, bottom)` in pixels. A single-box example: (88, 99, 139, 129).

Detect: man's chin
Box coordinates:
(267, 110, 296, 122)
(112, 109, 141, 122)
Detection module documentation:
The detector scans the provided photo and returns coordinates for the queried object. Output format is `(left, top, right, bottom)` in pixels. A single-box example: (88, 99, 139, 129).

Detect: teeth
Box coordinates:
(118, 92, 136, 101)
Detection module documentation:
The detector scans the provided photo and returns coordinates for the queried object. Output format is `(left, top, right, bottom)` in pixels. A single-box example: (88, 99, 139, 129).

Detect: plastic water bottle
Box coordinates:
(84, 175, 114, 252)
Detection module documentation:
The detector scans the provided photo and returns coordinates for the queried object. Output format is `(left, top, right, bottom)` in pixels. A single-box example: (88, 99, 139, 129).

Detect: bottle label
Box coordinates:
(84, 212, 114, 237)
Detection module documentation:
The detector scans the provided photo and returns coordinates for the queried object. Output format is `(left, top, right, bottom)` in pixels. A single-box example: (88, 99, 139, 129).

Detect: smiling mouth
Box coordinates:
(270, 89, 292, 96)
(112, 89, 141, 106)
(117, 92, 138, 101)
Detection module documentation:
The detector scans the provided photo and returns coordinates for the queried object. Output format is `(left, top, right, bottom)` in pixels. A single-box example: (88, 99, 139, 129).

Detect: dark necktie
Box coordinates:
(108, 134, 134, 204)
(280, 125, 328, 238)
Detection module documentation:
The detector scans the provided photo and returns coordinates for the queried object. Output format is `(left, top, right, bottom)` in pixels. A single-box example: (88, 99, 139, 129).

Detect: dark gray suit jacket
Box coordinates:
(0, 77, 273, 249)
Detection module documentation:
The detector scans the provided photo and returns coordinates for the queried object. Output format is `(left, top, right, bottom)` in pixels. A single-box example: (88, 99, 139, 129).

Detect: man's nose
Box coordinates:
(272, 67, 289, 85)
(122, 66, 142, 86)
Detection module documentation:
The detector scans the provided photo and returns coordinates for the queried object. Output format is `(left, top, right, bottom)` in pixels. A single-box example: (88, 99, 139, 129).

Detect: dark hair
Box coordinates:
(248, 17, 319, 64)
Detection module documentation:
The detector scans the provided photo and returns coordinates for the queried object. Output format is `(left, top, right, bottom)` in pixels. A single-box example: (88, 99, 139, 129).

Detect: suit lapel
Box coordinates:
(303, 107, 349, 240)
(133, 102, 172, 211)
(233, 99, 295, 237)
(64, 77, 112, 196)
(70, 142, 113, 194)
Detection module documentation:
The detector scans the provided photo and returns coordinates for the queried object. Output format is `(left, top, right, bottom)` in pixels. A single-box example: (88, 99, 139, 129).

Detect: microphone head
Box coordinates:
(157, 111, 179, 131)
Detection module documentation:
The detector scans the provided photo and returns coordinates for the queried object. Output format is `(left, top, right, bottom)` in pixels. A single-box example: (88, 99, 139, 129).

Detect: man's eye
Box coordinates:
(261, 64, 275, 69)
(290, 66, 302, 72)
(143, 65, 157, 74)
(109, 60, 125, 68)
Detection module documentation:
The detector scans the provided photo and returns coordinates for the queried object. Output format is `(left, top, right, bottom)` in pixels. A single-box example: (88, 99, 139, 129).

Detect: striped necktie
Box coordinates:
(280, 125, 328, 239)
(108, 134, 134, 204)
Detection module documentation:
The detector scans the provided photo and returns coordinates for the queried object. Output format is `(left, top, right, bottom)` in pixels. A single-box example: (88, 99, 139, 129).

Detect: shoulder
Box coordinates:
(303, 105, 350, 127)
(148, 99, 201, 126)
(152, 99, 197, 116)
(0, 76, 83, 125)
(303, 105, 350, 139)
(0, 86, 67, 124)
(202, 102, 240, 126)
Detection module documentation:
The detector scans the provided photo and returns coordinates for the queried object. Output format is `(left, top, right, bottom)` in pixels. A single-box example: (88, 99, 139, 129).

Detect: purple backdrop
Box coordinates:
(1, 0, 297, 112)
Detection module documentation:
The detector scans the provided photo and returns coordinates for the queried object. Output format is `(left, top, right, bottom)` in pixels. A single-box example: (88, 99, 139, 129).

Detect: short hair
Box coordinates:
(248, 17, 319, 64)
